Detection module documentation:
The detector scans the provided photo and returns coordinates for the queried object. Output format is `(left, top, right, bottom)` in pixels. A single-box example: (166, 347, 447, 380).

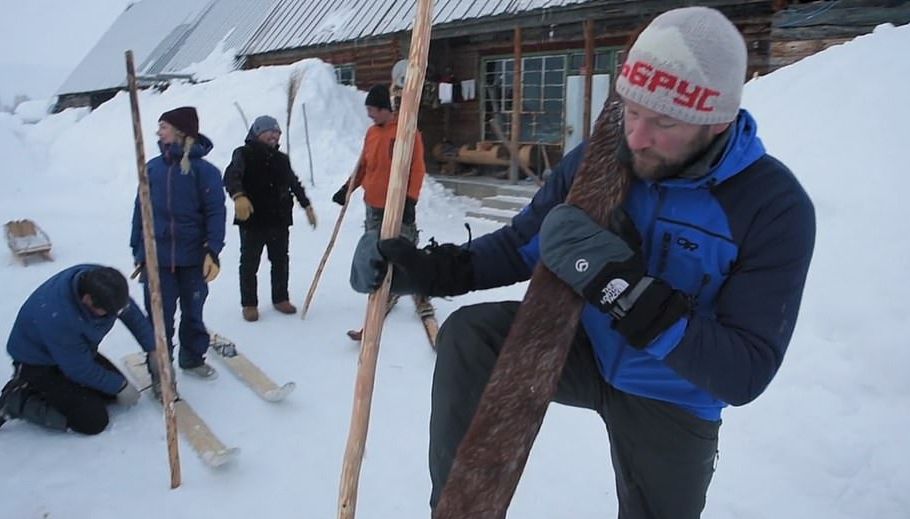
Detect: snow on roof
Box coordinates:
(57, 0, 275, 96)
(241, 0, 592, 56)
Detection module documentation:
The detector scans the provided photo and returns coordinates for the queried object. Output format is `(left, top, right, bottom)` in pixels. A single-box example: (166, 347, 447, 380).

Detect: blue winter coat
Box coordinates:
(6, 265, 156, 395)
(468, 110, 816, 420)
(130, 135, 226, 267)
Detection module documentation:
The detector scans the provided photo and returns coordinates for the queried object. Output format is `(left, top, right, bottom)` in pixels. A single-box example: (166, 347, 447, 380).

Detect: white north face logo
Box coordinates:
(600, 279, 629, 306)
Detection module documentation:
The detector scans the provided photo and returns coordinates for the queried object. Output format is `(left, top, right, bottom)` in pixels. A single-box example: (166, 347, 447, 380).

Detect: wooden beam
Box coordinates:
(582, 19, 595, 140)
(510, 26, 522, 184)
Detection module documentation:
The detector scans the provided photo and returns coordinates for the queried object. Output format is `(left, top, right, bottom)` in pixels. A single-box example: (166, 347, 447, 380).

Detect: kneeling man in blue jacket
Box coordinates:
(0, 264, 156, 435)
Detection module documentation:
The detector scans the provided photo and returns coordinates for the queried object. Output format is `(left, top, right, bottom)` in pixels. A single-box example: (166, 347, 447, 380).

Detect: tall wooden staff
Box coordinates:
(125, 50, 182, 488)
(434, 98, 631, 516)
(336, 0, 434, 516)
(300, 159, 361, 319)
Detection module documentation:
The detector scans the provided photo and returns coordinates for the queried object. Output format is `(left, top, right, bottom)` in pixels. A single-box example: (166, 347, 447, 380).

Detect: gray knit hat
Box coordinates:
(250, 115, 281, 136)
(615, 7, 747, 124)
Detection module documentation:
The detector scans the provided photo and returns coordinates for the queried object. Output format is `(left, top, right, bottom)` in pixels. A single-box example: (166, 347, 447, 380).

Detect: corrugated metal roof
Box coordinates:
(242, 0, 592, 56)
(58, 0, 275, 96)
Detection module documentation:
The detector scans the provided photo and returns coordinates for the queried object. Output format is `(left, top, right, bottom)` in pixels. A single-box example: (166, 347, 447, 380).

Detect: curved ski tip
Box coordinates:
(263, 382, 296, 403)
(203, 447, 241, 468)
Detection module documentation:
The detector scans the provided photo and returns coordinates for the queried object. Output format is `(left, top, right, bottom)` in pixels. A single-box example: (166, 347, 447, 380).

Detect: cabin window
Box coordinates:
(334, 64, 356, 86)
(482, 54, 566, 144)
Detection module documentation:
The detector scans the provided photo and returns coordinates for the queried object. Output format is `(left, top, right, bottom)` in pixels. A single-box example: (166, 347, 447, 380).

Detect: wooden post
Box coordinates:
(489, 117, 542, 187)
(124, 50, 182, 489)
(302, 102, 315, 186)
(509, 26, 523, 184)
(336, 0, 434, 517)
(300, 159, 361, 319)
(583, 20, 595, 140)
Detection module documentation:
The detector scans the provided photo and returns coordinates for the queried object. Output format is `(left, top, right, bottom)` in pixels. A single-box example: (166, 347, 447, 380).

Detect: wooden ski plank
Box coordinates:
(121, 352, 239, 468)
(413, 295, 438, 350)
(208, 333, 296, 403)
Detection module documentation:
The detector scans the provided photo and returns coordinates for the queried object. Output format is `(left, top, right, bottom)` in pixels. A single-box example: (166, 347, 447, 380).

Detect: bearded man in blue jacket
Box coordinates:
(354, 7, 816, 518)
(0, 265, 155, 435)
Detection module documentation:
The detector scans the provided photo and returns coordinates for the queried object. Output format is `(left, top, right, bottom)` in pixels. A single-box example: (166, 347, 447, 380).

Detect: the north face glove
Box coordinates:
(378, 237, 474, 297)
(539, 203, 690, 348)
(349, 234, 474, 297)
(232, 193, 253, 221)
(332, 183, 348, 206)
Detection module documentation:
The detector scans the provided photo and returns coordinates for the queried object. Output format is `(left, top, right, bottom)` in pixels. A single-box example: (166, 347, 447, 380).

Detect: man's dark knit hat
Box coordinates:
(79, 267, 129, 315)
(159, 106, 199, 138)
(364, 85, 392, 111)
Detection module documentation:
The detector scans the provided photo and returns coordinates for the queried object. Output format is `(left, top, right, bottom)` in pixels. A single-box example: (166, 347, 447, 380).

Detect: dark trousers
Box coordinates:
(142, 266, 210, 368)
(14, 354, 119, 435)
(239, 225, 290, 307)
(429, 302, 720, 519)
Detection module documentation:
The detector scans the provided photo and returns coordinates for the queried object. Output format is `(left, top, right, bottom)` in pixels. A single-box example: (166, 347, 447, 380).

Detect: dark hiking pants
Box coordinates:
(142, 266, 210, 368)
(12, 354, 120, 435)
(239, 225, 290, 307)
(429, 301, 720, 519)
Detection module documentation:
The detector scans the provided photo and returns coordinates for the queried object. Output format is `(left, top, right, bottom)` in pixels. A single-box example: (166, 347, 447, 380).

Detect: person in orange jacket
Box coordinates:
(334, 85, 427, 335)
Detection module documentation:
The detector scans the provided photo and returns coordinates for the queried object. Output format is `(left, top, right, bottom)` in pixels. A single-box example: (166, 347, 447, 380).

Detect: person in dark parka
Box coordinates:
(0, 265, 154, 435)
(130, 106, 225, 378)
(223, 115, 316, 322)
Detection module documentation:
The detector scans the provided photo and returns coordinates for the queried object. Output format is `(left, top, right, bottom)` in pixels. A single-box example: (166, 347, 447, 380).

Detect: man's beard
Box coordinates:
(630, 126, 714, 181)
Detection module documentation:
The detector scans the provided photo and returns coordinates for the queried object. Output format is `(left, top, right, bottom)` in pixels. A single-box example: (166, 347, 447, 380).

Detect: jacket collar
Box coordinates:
(616, 109, 766, 189)
(158, 133, 214, 164)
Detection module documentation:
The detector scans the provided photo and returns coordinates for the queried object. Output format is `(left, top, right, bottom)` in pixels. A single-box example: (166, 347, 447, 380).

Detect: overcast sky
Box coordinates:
(0, 0, 132, 102)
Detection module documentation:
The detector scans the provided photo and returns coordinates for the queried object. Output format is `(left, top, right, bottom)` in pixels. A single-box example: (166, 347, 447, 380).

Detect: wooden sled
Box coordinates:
(4, 219, 53, 265)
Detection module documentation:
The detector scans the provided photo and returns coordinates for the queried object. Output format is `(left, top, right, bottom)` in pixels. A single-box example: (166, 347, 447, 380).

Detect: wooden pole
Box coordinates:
(336, 0, 434, 516)
(509, 26, 523, 184)
(124, 50, 182, 489)
(489, 117, 543, 187)
(434, 100, 630, 516)
(583, 20, 595, 140)
(302, 102, 315, 186)
(300, 159, 361, 319)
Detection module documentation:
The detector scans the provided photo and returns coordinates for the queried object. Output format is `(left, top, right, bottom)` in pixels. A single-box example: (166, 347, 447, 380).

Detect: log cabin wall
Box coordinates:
(770, 0, 910, 70)
(243, 37, 403, 92)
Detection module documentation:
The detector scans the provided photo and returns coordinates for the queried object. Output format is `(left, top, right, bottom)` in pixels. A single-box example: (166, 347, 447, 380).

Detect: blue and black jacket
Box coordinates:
(130, 135, 226, 267)
(468, 110, 816, 420)
(6, 264, 156, 395)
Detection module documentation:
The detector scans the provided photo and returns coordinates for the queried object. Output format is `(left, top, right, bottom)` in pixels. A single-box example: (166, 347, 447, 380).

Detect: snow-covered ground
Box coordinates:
(1, 22, 908, 519)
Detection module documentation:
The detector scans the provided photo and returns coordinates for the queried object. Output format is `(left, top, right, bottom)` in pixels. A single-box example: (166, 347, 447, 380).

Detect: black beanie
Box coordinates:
(79, 267, 129, 315)
(159, 106, 199, 138)
(364, 85, 392, 111)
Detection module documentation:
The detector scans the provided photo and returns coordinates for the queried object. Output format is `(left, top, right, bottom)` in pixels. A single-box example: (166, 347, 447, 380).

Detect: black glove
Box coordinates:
(539, 204, 690, 348)
(332, 183, 348, 206)
(378, 237, 474, 297)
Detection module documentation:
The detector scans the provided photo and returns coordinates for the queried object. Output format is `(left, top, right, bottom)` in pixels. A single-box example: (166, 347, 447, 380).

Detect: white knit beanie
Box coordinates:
(614, 7, 747, 124)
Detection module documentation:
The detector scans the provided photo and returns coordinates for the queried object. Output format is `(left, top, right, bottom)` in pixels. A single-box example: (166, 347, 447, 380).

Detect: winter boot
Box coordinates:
(2, 380, 67, 432)
(0, 378, 23, 428)
(181, 362, 218, 380)
(19, 394, 68, 431)
(242, 306, 259, 322)
(273, 301, 297, 314)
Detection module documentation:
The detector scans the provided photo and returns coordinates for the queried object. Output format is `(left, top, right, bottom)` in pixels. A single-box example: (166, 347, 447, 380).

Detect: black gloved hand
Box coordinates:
(540, 203, 690, 348)
(332, 183, 348, 206)
(378, 237, 474, 297)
